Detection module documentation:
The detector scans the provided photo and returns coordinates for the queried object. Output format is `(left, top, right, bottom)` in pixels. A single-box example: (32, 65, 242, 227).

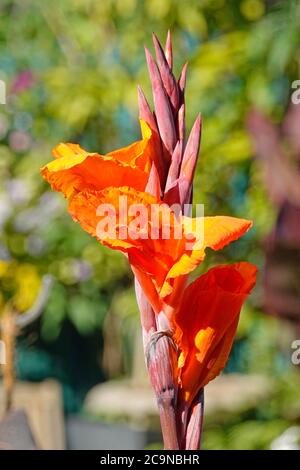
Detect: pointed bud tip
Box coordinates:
(165, 30, 173, 70)
(144, 46, 154, 62)
(178, 62, 189, 93)
(152, 32, 166, 60)
(191, 113, 202, 132)
(152, 31, 160, 44)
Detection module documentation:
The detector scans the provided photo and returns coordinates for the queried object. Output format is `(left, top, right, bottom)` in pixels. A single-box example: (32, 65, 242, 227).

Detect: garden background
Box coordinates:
(0, 0, 300, 450)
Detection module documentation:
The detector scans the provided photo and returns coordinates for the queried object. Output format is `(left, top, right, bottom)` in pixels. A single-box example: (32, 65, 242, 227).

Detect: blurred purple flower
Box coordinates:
(9, 130, 31, 153)
(6, 178, 32, 205)
(11, 70, 35, 95)
(248, 103, 300, 326)
(71, 259, 92, 282)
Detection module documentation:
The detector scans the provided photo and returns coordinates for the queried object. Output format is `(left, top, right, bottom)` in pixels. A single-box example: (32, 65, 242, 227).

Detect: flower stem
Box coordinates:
(158, 399, 179, 450)
(146, 331, 179, 449)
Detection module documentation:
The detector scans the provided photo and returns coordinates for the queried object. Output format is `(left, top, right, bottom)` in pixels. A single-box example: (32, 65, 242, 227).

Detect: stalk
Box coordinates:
(146, 331, 179, 450)
(135, 32, 203, 449)
(135, 278, 180, 449)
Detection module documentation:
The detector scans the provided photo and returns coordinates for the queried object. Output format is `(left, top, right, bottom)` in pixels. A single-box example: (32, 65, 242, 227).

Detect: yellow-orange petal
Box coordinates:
(40, 120, 155, 198)
(107, 120, 155, 173)
(41, 148, 150, 198)
(174, 262, 257, 404)
(51, 142, 87, 159)
(161, 216, 253, 299)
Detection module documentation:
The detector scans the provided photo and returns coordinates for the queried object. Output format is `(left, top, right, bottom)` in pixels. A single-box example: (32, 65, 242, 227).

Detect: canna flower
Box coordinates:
(41, 32, 257, 450)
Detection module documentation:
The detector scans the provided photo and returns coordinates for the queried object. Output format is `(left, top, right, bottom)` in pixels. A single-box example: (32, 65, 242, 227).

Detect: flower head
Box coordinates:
(41, 32, 257, 449)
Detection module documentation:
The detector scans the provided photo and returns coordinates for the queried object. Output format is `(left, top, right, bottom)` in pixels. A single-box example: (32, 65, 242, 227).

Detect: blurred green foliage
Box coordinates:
(202, 370, 300, 450)
(0, 0, 299, 447)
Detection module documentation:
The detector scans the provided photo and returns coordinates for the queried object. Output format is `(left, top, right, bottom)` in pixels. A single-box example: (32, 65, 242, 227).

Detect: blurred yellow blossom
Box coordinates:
(0, 261, 41, 314)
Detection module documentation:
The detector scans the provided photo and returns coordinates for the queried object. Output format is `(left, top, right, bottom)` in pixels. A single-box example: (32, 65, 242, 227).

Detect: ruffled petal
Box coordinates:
(161, 215, 252, 298)
(40, 121, 155, 198)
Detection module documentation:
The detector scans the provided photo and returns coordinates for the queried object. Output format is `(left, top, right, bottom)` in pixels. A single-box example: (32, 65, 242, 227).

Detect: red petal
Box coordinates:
(175, 262, 257, 404)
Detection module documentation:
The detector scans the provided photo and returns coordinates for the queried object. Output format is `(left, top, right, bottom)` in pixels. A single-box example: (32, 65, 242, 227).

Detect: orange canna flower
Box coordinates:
(40, 32, 257, 450)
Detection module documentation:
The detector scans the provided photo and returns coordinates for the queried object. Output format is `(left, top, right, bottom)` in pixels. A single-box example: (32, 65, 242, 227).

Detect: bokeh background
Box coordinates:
(0, 0, 300, 450)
